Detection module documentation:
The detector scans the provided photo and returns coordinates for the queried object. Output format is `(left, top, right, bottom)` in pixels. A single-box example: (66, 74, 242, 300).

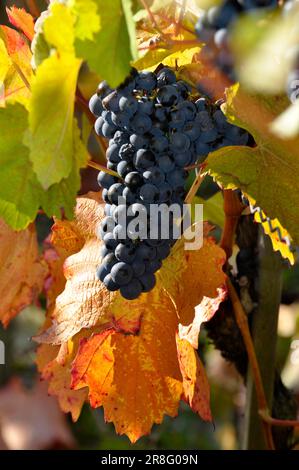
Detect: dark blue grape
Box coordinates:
(125, 171, 143, 190)
(157, 67, 177, 86)
(138, 97, 154, 115)
(111, 262, 133, 286)
(117, 160, 134, 178)
(136, 244, 157, 262)
(119, 143, 135, 161)
(133, 149, 155, 170)
(157, 155, 175, 172)
(102, 121, 117, 138)
(129, 133, 150, 149)
(157, 85, 179, 107)
(108, 183, 125, 204)
(89, 94, 103, 116)
(151, 134, 168, 153)
(158, 182, 173, 202)
(139, 272, 156, 292)
(104, 232, 118, 250)
(97, 171, 118, 189)
(170, 132, 191, 152)
(131, 113, 152, 134)
(140, 183, 159, 203)
(115, 243, 136, 263)
(145, 259, 162, 273)
(103, 274, 119, 291)
(96, 264, 110, 282)
(94, 116, 104, 136)
(132, 259, 146, 277)
(143, 167, 165, 186)
(120, 279, 143, 300)
(106, 144, 121, 163)
(111, 111, 130, 127)
(173, 152, 192, 167)
(119, 95, 138, 116)
(136, 71, 157, 91)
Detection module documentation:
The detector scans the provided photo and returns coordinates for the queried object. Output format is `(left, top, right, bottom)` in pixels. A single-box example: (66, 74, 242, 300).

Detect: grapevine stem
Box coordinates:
(175, 0, 187, 35)
(87, 160, 120, 179)
(259, 410, 299, 428)
(220, 190, 244, 260)
(139, 0, 163, 34)
(184, 171, 205, 204)
(227, 278, 275, 450)
(12, 62, 31, 90)
(243, 232, 284, 450)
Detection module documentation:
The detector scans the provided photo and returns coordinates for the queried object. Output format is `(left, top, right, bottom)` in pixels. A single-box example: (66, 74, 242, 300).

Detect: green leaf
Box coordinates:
(68, 0, 101, 41)
(0, 104, 41, 229)
(75, 0, 136, 87)
(40, 120, 89, 220)
(43, 2, 75, 54)
(121, 0, 138, 59)
(0, 104, 88, 230)
(25, 53, 82, 189)
(0, 37, 10, 84)
(206, 85, 299, 245)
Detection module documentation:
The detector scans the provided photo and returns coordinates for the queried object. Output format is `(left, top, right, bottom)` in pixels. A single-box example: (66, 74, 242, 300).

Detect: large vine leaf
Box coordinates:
(176, 335, 212, 422)
(71, 316, 183, 442)
(0, 103, 88, 230)
(26, 53, 82, 189)
(206, 84, 299, 248)
(68, 0, 101, 41)
(0, 220, 47, 327)
(35, 194, 226, 345)
(75, 0, 137, 87)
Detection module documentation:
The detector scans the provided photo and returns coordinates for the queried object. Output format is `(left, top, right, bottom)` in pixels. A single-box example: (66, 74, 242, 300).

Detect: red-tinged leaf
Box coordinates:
(0, 220, 47, 327)
(71, 307, 183, 443)
(0, 26, 32, 106)
(6, 7, 35, 41)
(176, 335, 212, 422)
(36, 341, 88, 422)
(178, 287, 228, 349)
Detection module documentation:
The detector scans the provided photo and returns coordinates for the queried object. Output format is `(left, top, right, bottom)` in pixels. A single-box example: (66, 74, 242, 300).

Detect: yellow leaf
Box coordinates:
(71, 309, 183, 442)
(43, 2, 75, 55)
(176, 335, 212, 422)
(133, 46, 200, 72)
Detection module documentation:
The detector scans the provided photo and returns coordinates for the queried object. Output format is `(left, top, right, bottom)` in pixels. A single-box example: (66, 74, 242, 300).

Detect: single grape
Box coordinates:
(133, 149, 156, 170)
(136, 71, 157, 91)
(140, 183, 159, 203)
(120, 279, 143, 300)
(89, 94, 103, 116)
(119, 95, 138, 116)
(139, 272, 156, 292)
(157, 85, 179, 107)
(131, 113, 152, 134)
(103, 274, 119, 291)
(157, 67, 177, 87)
(97, 171, 118, 189)
(111, 262, 133, 286)
(124, 171, 143, 190)
(117, 160, 134, 178)
(115, 243, 136, 263)
(143, 167, 165, 186)
(170, 132, 191, 152)
(108, 183, 125, 204)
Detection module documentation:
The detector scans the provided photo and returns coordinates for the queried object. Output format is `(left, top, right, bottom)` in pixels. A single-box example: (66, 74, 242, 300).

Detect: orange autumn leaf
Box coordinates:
(0, 220, 47, 327)
(6, 7, 35, 41)
(71, 304, 183, 442)
(178, 287, 228, 349)
(176, 335, 212, 422)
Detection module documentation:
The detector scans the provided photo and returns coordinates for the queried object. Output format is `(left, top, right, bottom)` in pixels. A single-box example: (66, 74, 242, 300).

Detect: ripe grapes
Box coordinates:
(89, 66, 250, 300)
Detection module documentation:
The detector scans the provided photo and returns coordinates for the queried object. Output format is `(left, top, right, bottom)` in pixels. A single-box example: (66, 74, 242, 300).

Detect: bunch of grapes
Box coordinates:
(284, 0, 299, 103)
(89, 66, 250, 300)
(195, 0, 279, 80)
